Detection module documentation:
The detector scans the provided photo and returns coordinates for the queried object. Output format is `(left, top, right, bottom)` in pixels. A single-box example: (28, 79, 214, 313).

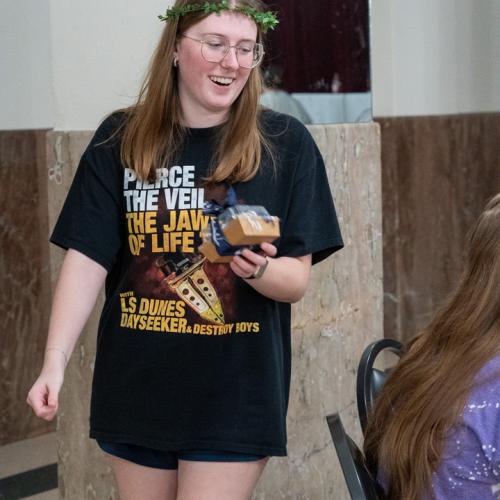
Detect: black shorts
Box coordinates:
(96, 440, 267, 470)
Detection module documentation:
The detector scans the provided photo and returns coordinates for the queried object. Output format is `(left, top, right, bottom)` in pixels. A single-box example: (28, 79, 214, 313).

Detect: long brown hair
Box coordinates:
(364, 193, 500, 500)
(119, 0, 272, 183)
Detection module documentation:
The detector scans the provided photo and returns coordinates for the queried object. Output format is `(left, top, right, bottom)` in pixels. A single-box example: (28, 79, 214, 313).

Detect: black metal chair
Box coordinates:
(326, 412, 382, 500)
(356, 339, 403, 435)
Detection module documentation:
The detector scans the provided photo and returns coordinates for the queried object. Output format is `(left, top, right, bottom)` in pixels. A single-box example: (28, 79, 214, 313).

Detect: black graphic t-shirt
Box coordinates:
(51, 110, 343, 456)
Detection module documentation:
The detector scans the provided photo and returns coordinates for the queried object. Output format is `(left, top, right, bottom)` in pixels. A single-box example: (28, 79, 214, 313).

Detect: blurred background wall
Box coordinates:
(371, 0, 500, 343)
(372, 0, 500, 116)
(3, 0, 500, 131)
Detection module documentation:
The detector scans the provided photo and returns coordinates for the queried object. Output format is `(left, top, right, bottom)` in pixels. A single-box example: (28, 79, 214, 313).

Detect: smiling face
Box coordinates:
(174, 11, 258, 128)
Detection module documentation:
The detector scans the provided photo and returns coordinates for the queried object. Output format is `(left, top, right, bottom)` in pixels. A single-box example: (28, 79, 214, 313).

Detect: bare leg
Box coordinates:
(176, 457, 269, 500)
(106, 453, 178, 500)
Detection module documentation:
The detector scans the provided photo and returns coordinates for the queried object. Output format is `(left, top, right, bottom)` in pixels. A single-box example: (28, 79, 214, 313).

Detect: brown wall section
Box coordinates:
(378, 113, 500, 344)
(0, 130, 53, 445)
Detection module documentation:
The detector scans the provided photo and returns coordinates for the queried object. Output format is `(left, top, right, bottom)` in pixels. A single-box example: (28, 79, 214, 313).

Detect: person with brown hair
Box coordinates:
(364, 193, 500, 500)
(26, 1, 343, 498)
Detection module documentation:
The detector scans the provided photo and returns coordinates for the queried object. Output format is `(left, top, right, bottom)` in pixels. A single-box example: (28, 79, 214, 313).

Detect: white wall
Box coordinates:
(0, 0, 168, 131)
(372, 0, 500, 117)
(50, 0, 166, 130)
(2, 1, 500, 129)
(0, 0, 54, 130)
(48, 0, 168, 130)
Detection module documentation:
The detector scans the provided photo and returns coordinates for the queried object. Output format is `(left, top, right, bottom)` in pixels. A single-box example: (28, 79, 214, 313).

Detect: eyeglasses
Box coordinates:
(181, 34, 264, 69)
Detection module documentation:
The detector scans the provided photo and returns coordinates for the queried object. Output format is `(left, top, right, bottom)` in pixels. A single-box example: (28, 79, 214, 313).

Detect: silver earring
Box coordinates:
(173, 56, 179, 68)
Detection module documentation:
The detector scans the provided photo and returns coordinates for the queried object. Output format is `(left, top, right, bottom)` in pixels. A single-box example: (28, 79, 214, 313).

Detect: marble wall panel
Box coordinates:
(255, 123, 383, 499)
(45, 131, 118, 500)
(47, 123, 383, 499)
(0, 130, 53, 445)
(379, 113, 500, 344)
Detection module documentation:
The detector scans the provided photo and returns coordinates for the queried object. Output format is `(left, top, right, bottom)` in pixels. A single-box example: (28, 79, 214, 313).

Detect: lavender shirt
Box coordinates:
(431, 356, 500, 499)
(378, 356, 500, 499)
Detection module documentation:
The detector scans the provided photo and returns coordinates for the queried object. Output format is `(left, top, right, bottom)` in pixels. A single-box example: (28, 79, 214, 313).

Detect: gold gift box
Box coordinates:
(198, 241, 234, 264)
(199, 206, 280, 263)
(223, 211, 280, 245)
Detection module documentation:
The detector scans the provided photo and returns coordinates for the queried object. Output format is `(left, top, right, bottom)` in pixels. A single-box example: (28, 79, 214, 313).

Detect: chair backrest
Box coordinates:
(326, 412, 382, 500)
(356, 339, 403, 435)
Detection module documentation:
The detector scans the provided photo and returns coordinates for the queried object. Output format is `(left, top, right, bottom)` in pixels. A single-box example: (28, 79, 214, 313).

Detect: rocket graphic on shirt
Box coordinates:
(156, 252, 225, 324)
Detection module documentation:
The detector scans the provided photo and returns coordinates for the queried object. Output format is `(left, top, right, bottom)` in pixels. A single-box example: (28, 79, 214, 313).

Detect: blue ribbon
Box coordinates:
(203, 185, 238, 216)
(203, 186, 246, 257)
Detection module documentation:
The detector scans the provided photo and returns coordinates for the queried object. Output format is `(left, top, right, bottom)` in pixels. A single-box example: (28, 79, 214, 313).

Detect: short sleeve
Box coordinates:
(50, 115, 125, 272)
(278, 125, 343, 265)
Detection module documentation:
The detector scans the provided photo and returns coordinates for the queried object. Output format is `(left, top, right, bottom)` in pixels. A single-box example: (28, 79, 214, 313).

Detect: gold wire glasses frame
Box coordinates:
(181, 34, 264, 69)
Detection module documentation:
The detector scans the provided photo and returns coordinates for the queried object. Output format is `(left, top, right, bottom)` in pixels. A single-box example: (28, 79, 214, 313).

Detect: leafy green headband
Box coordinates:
(158, 0, 279, 33)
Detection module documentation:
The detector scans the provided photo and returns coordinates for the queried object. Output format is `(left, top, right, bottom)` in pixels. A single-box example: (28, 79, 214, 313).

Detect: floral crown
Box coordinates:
(158, 0, 279, 33)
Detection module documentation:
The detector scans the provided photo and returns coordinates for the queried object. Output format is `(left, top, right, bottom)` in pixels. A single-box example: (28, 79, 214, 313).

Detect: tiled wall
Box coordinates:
(379, 113, 500, 343)
(0, 130, 53, 445)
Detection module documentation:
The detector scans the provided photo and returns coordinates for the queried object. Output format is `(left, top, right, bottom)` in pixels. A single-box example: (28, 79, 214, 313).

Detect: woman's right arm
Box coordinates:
(26, 248, 107, 421)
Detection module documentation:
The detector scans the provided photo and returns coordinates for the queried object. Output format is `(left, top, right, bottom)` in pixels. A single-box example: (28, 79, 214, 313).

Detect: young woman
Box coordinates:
(364, 193, 500, 500)
(27, 1, 343, 499)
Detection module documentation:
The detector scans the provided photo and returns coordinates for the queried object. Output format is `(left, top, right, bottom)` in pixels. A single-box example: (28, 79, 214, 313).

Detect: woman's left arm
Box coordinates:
(230, 242, 311, 303)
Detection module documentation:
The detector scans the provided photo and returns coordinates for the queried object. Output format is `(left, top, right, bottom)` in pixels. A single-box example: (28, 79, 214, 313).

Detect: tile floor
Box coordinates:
(0, 433, 58, 500)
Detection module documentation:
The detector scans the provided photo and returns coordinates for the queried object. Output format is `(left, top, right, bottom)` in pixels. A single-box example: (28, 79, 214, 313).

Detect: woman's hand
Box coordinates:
(230, 243, 312, 303)
(230, 242, 277, 279)
(26, 248, 107, 421)
(27, 351, 65, 421)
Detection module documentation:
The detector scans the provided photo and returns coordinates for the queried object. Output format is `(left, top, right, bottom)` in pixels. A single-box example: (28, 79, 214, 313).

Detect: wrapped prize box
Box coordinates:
(219, 206, 280, 245)
(199, 204, 280, 263)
